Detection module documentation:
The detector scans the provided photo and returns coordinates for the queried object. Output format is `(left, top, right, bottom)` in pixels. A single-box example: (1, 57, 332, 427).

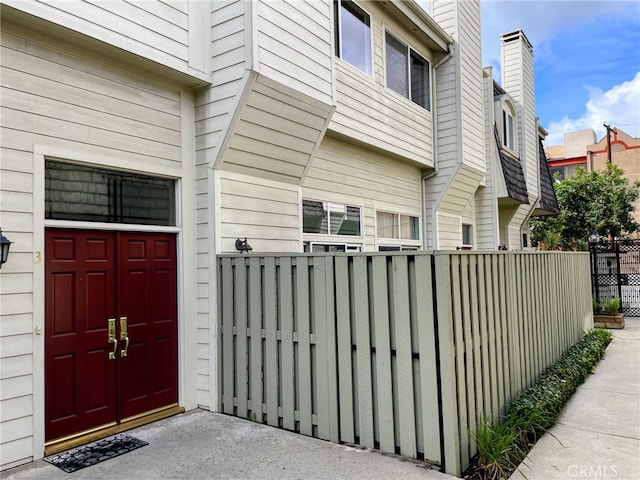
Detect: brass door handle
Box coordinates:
(120, 316, 129, 357)
(108, 318, 118, 360)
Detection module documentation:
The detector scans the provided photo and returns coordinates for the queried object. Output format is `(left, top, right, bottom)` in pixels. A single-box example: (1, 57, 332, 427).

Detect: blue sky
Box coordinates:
(480, 0, 640, 145)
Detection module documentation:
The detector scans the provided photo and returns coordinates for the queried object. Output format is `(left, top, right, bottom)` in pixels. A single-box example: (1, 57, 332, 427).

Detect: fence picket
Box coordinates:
(314, 257, 330, 440)
(263, 257, 278, 427)
(414, 255, 440, 464)
(353, 256, 374, 448)
(335, 256, 354, 443)
(221, 257, 234, 414)
(279, 257, 295, 431)
(371, 256, 395, 453)
(235, 259, 248, 419)
(392, 255, 416, 457)
(248, 257, 263, 421)
(295, 257, 312, 436)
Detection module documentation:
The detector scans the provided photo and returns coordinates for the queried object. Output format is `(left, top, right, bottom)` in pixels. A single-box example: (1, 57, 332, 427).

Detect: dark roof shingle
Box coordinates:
(538, 138, 560, 214)
(494, 125, 529, 204)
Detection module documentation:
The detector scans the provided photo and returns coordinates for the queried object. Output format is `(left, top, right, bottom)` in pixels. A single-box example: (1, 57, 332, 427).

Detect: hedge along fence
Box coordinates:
(217, 251, 592, 476)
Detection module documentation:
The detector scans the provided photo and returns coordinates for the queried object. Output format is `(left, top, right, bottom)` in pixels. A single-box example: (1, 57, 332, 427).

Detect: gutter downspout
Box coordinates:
(422, 43, 454, 249)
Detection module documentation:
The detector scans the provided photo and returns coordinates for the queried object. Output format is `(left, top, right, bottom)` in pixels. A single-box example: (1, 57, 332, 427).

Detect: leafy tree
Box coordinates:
(531, 164, 640, 249)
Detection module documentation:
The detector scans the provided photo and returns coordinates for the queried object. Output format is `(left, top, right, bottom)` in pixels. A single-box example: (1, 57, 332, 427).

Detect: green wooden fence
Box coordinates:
(218, 251, 592, 476)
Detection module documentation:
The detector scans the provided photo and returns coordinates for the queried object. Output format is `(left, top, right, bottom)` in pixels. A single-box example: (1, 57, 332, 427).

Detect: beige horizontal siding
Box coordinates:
(218, 171, 301, 253)
(3, 0, 194, 74)
(330, 1, 435, 166)
(255, 0, 332, 104)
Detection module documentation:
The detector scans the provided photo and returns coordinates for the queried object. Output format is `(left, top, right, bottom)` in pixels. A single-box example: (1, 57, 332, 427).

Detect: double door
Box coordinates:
(45, 229, 178, 442)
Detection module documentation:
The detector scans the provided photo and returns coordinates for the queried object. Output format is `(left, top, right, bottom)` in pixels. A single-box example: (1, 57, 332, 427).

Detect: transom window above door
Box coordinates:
(45, 160, 176, 226)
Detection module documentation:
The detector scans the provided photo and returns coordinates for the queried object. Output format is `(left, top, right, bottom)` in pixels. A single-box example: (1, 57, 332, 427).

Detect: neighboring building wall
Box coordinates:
(545, 129, 640, 228)
(589, 130, 640, 229)
(545, 129, 594, 180)
(0, 17, 201, 468)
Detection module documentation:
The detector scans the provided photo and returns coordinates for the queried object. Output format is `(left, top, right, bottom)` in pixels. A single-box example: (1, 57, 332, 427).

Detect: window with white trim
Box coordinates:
(503, 110, 515, 151)
(462, 223, 473, 247)
(305, 243, 363, 253)
(385, 32, 431, 110)
(376, 211, 421, 250)
(303, 200, 361, 236)
(334, 0, 372, 76)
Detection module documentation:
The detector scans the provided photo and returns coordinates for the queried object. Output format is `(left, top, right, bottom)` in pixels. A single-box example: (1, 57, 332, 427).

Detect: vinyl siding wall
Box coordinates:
(456, 0, 485, 172)
(218, 170, 301, 253)
(193, 0, 247, 409)
(303, 136, 423, 251)
(1, 0, 208, 78)
(255, 0, 333, 105)
(0, 21, 195, 469)
(427, 0, 485, 249)
(331, 1, 435, 167)
(474, 69, 499, 250)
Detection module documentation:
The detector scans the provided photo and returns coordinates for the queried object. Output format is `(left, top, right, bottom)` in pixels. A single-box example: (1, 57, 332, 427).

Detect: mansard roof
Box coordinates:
(537, 138, 560, 214)
(495, 125, 529, 204)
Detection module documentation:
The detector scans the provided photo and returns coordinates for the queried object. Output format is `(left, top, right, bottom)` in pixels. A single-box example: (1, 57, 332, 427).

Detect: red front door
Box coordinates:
(45, 230, 178, 442)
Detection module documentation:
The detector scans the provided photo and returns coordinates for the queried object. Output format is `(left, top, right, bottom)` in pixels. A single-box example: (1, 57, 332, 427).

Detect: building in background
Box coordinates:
(545, 128, 640, 225)
(0, 0, 557, 470)
(546, 129, 595, 181)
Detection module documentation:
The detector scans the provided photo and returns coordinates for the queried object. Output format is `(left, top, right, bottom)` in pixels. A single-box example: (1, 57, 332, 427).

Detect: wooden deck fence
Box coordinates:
(218, 251, 592, 476)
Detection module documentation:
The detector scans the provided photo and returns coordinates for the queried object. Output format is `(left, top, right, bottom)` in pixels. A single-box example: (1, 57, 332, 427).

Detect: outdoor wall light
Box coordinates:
(235, 238, 253, 254)
(0, 228, 13, 269)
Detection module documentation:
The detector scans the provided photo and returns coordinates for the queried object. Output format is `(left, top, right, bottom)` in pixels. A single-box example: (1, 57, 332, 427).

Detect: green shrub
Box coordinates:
(471, 418, 523, 480)
(471, 329, 612, 479)
(599, 297, 621, 314)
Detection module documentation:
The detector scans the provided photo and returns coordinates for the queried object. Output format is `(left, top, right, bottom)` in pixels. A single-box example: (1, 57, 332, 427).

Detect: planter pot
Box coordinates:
(593, 313, 625, 329)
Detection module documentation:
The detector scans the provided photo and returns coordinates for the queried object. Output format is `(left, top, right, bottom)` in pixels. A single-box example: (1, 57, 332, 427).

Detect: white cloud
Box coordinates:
(544, 72, 640, 146)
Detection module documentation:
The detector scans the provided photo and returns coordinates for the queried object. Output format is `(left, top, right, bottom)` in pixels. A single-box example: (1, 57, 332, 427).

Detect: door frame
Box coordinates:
(32, 146, 201, 460)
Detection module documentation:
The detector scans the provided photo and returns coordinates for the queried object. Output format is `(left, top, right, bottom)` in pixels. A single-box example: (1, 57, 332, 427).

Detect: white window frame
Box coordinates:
(376, 210, 422, 251)
(307, 242, 363, 253)
(500, 99, 517, 155)
(334, 0, 373, 76)
(462, 223, 473, 249)
(384, 30, 431, 111)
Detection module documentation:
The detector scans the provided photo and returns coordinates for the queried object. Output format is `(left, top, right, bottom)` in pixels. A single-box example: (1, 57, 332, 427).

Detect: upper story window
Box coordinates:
(385, 32, 431, 110)
(303, 199, 361, 236)
(503, 110, 515, 151)
(499, 99, 517, 154)
(334, 0, 372, 76)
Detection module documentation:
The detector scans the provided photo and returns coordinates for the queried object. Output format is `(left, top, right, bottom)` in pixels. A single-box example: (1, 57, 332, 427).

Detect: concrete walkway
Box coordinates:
(2, 410, 456, 480)
(510, 317, 640, 480)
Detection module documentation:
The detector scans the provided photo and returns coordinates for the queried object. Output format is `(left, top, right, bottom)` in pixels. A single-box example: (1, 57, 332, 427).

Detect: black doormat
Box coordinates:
(44, 433, 148, 473)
